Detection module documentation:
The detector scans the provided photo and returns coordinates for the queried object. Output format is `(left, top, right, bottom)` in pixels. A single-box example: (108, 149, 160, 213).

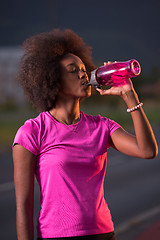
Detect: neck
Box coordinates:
(50, 98, 80, 125)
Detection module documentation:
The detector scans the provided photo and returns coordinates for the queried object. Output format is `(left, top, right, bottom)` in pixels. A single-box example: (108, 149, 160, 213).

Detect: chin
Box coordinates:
(79, 92, 91, 102)
(82, 92, 91, 98)
(86, 91, 92, 98)
(84, 93, 92, 99)
(84, 87, 91, 97)
(78, 87, 91, 98)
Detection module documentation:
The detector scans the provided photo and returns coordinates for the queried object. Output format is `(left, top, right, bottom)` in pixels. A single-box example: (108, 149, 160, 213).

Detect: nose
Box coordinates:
(79, 70, 87, 79)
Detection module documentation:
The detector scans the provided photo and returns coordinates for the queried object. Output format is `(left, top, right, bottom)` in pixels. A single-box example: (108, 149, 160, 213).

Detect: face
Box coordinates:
(59, 53, 91, 99)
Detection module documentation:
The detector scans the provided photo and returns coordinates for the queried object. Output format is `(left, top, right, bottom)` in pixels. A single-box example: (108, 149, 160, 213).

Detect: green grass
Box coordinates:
(0, 110, 37, 147)
(0, 102, 160, 148)
(81, 100, 160, 128)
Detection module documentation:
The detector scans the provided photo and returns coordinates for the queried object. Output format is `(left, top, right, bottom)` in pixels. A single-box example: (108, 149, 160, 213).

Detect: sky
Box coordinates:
(0, 0, 160, 75)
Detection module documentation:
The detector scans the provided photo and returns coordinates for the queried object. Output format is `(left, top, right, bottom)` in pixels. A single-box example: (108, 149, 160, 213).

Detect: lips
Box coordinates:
(81, 80, 90, 86)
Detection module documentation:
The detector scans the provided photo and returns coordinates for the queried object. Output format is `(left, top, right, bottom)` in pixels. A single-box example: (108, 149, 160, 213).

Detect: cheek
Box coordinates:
(60, 78, 79, 94)
(60, 77, 73, 89)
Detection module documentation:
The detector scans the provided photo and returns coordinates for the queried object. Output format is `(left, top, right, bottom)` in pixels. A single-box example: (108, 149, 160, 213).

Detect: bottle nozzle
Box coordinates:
(131, 60, 141, 76)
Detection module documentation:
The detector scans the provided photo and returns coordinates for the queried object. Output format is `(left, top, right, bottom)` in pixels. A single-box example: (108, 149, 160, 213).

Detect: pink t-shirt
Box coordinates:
(13, 111, 121, 238)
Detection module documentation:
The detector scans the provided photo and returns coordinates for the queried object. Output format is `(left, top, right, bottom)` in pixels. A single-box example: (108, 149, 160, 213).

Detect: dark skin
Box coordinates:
(13, 53, 158, 240)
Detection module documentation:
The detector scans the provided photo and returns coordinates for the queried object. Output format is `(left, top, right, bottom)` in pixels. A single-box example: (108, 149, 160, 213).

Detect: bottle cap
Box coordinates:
(88, 69, 100, 88)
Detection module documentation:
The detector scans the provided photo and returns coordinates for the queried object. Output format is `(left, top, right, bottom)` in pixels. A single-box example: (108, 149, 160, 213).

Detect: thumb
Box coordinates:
(96, 87, 112, 95)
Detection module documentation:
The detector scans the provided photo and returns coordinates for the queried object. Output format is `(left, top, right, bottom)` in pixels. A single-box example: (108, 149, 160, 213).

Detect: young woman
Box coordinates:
(13, 29, 158, 240)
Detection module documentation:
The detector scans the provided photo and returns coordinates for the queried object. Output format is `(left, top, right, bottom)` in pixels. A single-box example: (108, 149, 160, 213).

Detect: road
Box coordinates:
(0, 127, 159, 240)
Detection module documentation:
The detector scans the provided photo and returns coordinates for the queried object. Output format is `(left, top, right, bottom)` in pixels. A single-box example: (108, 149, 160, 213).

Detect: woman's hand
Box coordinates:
(96, 80, 132, 97)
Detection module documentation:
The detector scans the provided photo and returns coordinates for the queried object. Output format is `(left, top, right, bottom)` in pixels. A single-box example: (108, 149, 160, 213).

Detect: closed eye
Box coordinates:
(66, 63, 87, 74)
(67, 66, 77, 73)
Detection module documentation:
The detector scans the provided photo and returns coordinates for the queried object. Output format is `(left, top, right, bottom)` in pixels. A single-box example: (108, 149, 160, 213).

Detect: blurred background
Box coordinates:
(0, 0, 160, 239)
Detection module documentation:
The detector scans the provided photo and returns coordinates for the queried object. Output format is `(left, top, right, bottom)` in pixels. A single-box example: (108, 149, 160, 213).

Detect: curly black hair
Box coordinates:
(18, 29, 96, 111)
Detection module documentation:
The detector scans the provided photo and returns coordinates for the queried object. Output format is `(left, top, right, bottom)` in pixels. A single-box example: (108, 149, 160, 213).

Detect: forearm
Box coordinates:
(16, 206, 34, 240)
(122, 89, 158, 158)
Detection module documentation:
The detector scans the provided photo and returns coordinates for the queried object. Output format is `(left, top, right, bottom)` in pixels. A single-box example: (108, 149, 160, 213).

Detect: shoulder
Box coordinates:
(13, 112, 47, 155)
(18, 112, 45, 134)
(81, 111, 121, 133)
(81, 111, 111, 125)
(81, 111, 102, 122)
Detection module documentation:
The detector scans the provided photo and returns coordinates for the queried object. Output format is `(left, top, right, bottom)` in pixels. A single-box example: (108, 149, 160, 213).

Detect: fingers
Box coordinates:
(104, 61, 111, 66)
(104, 61, 117, 65)
(95, 87, 112, 95)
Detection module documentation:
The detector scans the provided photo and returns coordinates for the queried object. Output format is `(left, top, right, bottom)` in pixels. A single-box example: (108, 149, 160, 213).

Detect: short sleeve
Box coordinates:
(106, 118, 121, 136)
(13, 119, 40, 156)
(100, 116, 121, 149)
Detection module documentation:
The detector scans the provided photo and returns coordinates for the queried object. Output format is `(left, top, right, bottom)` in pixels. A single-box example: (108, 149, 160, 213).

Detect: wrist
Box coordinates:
(121, 89, 139, 107)
(127, 102, 143, 113)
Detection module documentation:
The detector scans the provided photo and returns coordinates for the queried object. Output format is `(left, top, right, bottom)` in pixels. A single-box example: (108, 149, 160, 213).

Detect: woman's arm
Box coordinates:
(13, 144, 36, 240)
(96, 79, 158, 159)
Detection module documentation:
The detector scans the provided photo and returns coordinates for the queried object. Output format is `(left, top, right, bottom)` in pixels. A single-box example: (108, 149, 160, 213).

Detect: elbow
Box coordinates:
(143, 146, 158, 159)
(149, 149, 158, 159)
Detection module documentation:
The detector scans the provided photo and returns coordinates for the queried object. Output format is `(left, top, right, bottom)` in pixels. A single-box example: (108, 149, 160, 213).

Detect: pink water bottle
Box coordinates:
(88, 59, 141, 87)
